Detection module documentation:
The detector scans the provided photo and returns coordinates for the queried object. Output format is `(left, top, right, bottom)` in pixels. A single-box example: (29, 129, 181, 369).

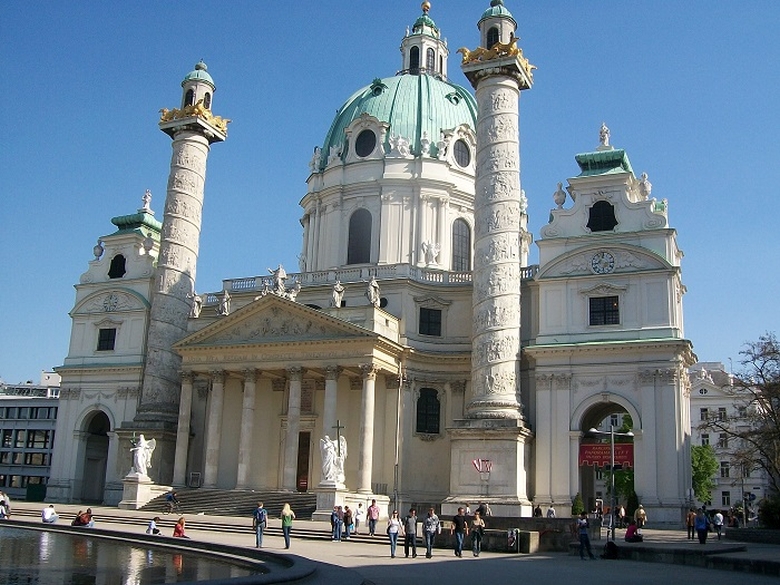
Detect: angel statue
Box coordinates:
(130, 434, 156, 476)
(320, 434, 348, 485)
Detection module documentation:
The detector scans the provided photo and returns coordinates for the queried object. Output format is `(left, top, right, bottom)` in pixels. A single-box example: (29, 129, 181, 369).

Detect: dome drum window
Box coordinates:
(355, 130, 377, 158)
(453, 139, 471, 168)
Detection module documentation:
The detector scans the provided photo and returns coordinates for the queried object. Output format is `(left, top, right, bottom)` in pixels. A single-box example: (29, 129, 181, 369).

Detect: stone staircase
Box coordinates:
(141, 488, 318, 520)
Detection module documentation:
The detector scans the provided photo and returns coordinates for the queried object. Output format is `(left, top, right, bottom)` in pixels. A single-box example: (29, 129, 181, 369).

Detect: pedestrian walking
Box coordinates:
(280, 503, 295, 549)
(422, 507, 441, 558)
(354, 502, 366, 534)
(343, 506, 353, 540)
(713, 510, 724, 540)
(403, 508, 418, 558)
(546, 504, 556, 519)
(450, 507, 468, 557)
(685, 508, 696, 540)
(252, 501, 268, 548)
(387, 510, 403, 558)
(470, 511, 486, 557)
(634, 504, 647, 528)
(331, 506, 344, 541)
(577, 512, 595, 560)
(694, 508, 709, 544)
(368, 499, 380, 537)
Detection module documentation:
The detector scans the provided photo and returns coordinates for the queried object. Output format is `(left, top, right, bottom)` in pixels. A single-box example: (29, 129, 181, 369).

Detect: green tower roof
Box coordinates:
(479, 0, 516, 27)
(574, 149, 635, 177)
(181, 60, 215, 90)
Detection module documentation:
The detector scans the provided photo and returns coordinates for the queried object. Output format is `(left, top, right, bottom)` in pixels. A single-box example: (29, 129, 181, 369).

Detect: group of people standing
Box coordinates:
(253, 501, 296, 549)
(686, 506, 724, 544)
(384, 505, 488, 559)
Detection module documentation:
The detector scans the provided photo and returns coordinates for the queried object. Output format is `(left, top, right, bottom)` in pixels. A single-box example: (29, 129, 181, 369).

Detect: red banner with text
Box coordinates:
(579, 443, 634, 468)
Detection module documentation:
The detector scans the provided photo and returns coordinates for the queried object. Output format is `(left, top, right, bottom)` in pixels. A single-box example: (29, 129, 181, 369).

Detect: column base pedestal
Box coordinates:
(117, 472, 171, 510)
(312, 488, 390, 523)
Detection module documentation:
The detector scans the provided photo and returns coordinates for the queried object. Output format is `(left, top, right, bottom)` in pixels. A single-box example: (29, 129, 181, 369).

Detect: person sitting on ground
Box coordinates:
(146, 516, 161, 535)
(624, 519, 643, 542)
(0, 499, 9, 519)
(173, 516, 189, 538)
(41, 504, 59, 524)
(73, 508, 95, 527)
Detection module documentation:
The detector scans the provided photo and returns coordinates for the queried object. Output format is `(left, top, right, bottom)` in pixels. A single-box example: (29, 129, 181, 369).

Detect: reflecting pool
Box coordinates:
(0, 526, 265, 584)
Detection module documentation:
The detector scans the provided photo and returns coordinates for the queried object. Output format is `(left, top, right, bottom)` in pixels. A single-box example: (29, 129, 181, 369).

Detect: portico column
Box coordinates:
(357, 364, 378, 494)
(173, 371, 194, 486)
(105, 431, 119, 484)
(282, 367, 303, 491)
(323, 366, 341, 439)
(236, 368, 258, 488)
(203, 370, 225, 488)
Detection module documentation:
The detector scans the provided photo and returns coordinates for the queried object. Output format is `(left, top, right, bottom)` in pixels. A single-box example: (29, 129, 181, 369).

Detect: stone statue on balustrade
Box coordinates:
(365, 276, 380, 308)
(320, 435, 347, 485)
(130, 434, 156, 477)
(331, 281, 345, 308)
(187, 292, 203, 318)
(217, 289, 231, 316)
(268, 264, 288, 295)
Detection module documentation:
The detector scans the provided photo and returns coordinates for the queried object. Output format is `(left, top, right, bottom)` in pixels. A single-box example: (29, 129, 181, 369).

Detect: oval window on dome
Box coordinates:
(355, 130, 377, 158)
(453, 139, 471, 168)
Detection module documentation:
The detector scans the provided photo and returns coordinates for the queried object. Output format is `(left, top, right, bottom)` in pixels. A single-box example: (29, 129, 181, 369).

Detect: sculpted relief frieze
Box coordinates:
(477, 172, 519, 204)
(473, 333, 520, 368)
(474, 368, 516, 396)
(212, 309, 335, 344)
(81, 292, 140, 314)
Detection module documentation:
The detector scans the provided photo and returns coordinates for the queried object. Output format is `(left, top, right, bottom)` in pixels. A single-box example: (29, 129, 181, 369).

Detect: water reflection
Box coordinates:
(0, 526, 264, 584)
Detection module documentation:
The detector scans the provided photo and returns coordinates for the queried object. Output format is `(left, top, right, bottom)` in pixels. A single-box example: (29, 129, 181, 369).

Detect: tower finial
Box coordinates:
(422, 1, 431, 13)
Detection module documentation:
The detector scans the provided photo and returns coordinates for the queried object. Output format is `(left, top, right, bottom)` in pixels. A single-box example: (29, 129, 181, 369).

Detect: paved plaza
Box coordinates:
(7, 502, 780, 585)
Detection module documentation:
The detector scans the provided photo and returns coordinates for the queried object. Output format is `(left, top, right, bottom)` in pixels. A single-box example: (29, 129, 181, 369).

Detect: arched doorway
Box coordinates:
(578, 403, 635, 518)
(81, 411, 110, 503)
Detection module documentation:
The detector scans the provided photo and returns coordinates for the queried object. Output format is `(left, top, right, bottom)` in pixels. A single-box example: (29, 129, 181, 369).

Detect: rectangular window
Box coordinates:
(700, 408, 709, 421)
(9, 476, 21, 488)
(12, 452, 23, 465)
(589, 296, 620, 326)
(0, 452, 8, 464)
(718, 407, 727, 421)
(7, 407, 17, 419)
(701, 433, 709, 446)
(25, 453, 47, 466)
(26, 430, 49, 449)
(720, 461, 730, 478)
(722, 491, 731, 506)
(97, 327, 117, 351)
(718, 433, 728, 449)
(18, 407, 30, 420)
(595, 468, 603, 480)
(1, 430, 11, 448)
(419, 308, 442, 337)
(416, 388, 441, 434)
(610, 414, 619, 428)
(14, 431, 25, 448)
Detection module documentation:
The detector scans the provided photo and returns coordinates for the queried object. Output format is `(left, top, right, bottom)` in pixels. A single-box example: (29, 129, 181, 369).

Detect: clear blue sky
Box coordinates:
(2, 1, 778, 383)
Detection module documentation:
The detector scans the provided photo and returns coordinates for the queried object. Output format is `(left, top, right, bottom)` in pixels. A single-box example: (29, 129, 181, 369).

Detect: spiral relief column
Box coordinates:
(132, 62, 228, 484)
(446, 0, 535, 515)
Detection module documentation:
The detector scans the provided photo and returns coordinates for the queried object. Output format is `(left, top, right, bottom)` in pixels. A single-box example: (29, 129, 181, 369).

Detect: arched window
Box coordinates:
(203, 92, 211, 109)
(108, 254, 126, 279)
(587, 201, 618, 232)
(410, 46, 420, 74)
(453, 139, 471, 167)
(184, 89, 195, 106)
(487, 27, 500, 48)
(451, 218, 471, 271)
(416, 388, 440, 434)
(347, 209, 372, 265)
(426, 48, 436, 73)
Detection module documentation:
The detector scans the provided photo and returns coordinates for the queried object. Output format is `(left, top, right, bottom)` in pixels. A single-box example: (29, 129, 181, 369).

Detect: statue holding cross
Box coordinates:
(320, 420, 347, 485)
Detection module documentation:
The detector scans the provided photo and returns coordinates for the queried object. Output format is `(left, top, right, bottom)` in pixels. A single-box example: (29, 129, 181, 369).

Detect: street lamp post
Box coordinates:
(588, 425, 634, 542)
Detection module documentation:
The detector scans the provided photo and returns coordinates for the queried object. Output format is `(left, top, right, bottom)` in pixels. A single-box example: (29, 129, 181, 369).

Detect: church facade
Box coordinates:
(49, 1, 694, 523)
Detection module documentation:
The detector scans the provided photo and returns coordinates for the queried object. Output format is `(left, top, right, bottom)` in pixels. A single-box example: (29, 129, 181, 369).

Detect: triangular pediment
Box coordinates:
(175, 294, 376, 350)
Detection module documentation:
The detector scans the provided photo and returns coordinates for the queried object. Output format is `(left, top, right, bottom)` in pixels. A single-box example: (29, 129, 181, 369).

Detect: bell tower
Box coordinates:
(399, 2, 449, 79)
(132, 61, 229, 482)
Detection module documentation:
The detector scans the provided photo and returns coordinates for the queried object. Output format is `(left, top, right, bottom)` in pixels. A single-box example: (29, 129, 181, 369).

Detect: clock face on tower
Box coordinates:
(591, 251, 615, 274)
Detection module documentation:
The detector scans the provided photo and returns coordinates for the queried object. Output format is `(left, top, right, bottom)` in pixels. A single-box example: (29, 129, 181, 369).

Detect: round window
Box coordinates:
(355, 130, 377, 158)
(453, 139, 471, 167)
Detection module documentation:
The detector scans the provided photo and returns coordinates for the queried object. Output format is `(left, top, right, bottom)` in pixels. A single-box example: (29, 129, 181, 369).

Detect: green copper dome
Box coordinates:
(181, 60, 215, 90)
(479, 0, 516, 27)
(317, 73, 477, 170)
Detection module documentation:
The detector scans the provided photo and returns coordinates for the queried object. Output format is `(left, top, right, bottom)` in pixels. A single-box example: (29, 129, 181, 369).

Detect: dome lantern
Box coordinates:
(399, 2, 449, 79)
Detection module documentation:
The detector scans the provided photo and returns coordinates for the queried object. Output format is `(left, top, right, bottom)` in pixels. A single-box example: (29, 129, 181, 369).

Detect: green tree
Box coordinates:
(691, 444, 719, 503)
(571, 492, 585, 516)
